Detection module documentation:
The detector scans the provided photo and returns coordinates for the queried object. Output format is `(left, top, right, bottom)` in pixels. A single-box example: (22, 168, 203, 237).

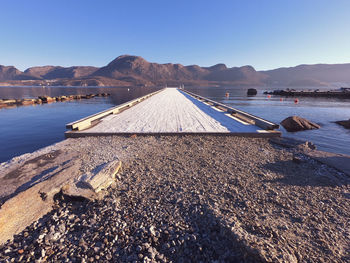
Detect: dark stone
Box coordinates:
(335, 119, 350, 129)
(247, 88, 257, 96)
(292, 156, 303, 164)
(38, 96, 55, 103)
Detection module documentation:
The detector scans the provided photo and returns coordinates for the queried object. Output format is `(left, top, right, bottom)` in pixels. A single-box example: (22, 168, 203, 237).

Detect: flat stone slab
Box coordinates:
(270, 137, 350, 176)
(305, 150, 350, 177)
(0, 151, 122, 245)
(0, 158, 82, 245)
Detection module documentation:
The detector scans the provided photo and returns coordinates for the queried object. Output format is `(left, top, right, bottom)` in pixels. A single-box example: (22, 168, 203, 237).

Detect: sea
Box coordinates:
(0, 85, 349, 163)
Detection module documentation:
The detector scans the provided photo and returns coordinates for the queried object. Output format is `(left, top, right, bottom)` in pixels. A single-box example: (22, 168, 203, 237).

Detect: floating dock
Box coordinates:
(65, 88, 281, 137)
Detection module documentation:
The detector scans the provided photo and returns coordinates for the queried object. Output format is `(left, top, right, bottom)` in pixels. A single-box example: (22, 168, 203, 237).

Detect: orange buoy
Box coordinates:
(225, 92, 229, 98)
(294, 98, 299, 104)
(267, 95, 271, 99)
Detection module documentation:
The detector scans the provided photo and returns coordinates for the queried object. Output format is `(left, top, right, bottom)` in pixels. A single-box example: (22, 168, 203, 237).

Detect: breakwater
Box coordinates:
(264, 89, 350, 98)
(0, 93, 110, 109)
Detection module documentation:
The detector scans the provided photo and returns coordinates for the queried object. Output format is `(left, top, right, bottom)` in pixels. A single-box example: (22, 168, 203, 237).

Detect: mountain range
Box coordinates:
(1, 55, 350, 87)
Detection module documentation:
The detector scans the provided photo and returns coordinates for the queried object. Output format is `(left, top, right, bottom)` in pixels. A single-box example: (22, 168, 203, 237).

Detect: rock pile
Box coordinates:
(0, 93, 110, 109)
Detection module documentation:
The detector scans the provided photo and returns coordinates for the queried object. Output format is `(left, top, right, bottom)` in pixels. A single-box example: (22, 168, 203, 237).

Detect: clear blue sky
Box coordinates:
(1, 0, 350, 71)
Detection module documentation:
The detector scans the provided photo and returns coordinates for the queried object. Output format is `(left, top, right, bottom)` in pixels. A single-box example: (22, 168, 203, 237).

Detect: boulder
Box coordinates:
(335, 119, 350, 129)
(18, 99, 35, 106)
(62, 161, 121, 201)
(281, 116, 320, 132)
(77, 160, 122, 193)
(3, 99, 16, 104)
(56, 96, 69, 101)
(38, 96, 55, 103)
(247, 88, 258, 96)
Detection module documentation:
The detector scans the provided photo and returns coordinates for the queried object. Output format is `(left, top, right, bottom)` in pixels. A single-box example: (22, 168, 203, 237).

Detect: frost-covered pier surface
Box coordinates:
(66, 88, 280, 137)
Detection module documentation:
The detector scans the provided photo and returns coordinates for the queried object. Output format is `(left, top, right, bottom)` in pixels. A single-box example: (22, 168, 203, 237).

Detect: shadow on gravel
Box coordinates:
(262, 160, 345, 187)
(166, 204, 264, 263)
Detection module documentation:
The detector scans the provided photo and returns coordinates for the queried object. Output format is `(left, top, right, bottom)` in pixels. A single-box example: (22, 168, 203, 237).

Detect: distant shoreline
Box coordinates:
(2, 55, 350, 88)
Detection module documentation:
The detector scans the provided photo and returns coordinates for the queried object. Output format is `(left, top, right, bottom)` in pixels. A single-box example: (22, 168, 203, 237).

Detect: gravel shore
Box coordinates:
(0, 136, 349, 262)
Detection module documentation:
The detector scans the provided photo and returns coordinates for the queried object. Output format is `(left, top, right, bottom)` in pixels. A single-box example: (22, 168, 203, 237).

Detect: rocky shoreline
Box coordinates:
(263, 89, 350, 98)
(0, 135, 349, 262)
(0, 93, 110, 109)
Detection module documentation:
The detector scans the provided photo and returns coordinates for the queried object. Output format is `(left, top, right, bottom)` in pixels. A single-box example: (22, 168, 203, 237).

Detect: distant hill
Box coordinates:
(23, 66, 98, 79)
(262, 63, 350, 86)
(1, 56, 350, 87)
(0, 55, 266, 86)
(92, 55, 266, 86)
(205, 65, 267, 84)
(0, 65, 23, 80)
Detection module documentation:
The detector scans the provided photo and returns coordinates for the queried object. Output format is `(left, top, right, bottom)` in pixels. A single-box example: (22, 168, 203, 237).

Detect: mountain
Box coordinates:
(92, 55, 264, 85)
(262, 63, 350, 86)
(2, 56, 350, 87)
(24, 66, 98, 79)
(22, 66, 58, 79)
(205, 65, 267, 84)
(0, 65, 23, 81)
(93, 55, 203, 82)
(0, 65, 99, 82)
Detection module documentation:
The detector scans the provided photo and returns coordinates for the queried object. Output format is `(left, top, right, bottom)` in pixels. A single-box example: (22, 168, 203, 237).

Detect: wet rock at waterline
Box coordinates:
(335, 119, 350, 129)
(247, 88, 257, 95)
(281, 116, 320, 132)
(38, 96, 55, 103)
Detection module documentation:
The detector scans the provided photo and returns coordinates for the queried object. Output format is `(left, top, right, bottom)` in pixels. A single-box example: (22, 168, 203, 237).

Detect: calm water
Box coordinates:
(0, 86, 349, 163)
(186, 86, 350, 156)
(0, 86, 160, 162)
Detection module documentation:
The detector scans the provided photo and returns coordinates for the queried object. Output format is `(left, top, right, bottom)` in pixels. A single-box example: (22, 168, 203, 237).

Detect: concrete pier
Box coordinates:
(66, 88, 280, 137)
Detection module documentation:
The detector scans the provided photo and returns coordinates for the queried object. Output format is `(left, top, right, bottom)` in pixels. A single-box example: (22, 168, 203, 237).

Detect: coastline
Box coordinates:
(0, 135, 349, 262)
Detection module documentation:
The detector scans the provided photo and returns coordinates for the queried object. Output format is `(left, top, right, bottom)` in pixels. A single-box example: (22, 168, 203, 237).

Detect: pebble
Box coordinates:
(0, 136, 347, 262)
